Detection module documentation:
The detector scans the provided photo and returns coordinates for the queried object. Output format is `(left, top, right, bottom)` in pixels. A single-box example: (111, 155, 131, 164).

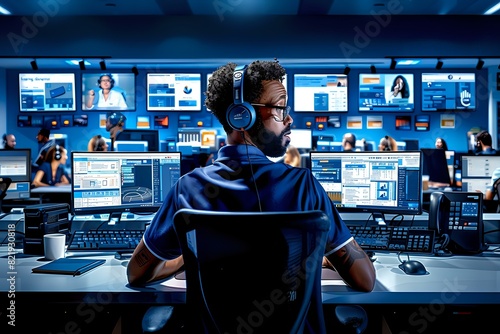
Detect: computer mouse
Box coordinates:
(398, 260, 428, 275)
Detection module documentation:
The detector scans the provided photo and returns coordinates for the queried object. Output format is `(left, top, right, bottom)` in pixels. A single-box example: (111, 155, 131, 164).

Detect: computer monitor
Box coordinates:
(461, 155, 500, 196)
(113, 140, 148, 152)
(71, 151, 182, 216)
(289, 129, 312, 151)
(0, 149, 31, 200)
(421, 148, 451, 186)
(310, 151, 422, 222)
(115, 129, 159, 152)
(461, 155, 500, 178)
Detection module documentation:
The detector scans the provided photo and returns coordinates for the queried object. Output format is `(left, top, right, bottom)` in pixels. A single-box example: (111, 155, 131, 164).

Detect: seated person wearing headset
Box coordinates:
(127, 60, 375, 300)
(32, 145, 71, 187)
(87, 134, 109, 152)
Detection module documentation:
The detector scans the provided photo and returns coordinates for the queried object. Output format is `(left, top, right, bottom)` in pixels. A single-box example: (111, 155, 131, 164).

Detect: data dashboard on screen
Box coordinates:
(309, 151, 422, 217)
(147, 73, 201, 111)
(71, 151, 182, 215)
(19, 73, 76, 112)
(294, 74, 348, 112)
(421, 73, 476, 111)
(82, 73, 136, 111)
(358, 73, 414, 112)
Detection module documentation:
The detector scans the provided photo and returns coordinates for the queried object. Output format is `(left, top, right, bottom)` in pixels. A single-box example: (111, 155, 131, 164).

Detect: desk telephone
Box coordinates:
(429, 191, 486, 254)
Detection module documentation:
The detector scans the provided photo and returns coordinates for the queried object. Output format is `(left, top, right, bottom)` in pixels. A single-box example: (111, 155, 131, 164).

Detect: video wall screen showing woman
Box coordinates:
(82, 73, 136, 111)
(358, 73, 414, 112)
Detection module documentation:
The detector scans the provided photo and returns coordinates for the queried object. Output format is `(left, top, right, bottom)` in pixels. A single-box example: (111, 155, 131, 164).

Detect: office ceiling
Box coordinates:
(0, 0, 499, 69)
(2, 0, 499, 16)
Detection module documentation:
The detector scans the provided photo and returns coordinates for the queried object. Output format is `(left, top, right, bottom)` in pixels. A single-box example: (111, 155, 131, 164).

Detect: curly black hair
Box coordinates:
(205, 60, 286, 133)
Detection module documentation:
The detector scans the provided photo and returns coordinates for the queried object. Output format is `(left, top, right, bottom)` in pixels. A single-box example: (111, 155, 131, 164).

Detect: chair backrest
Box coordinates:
(173, 209, 330, 334)
(0, 177, 12, 200)
(493, 178, 500, 213)
(0, 177, 12, 214)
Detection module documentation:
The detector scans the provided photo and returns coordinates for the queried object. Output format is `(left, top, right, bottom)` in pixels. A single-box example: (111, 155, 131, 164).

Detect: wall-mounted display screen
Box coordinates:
(421, 73, 476, 111)
(294, 74, 348, 112)
(147, 73, 201, 111)
(19, 73, 76, 112)
(358, 73, 414, 112)
(82, 73, 136, 111)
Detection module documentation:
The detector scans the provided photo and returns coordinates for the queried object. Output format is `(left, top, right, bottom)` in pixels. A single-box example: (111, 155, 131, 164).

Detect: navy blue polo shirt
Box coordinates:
(144, 144, 352, 260)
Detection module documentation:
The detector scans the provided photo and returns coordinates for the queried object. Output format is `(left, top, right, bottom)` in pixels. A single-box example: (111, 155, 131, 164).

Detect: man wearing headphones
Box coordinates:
(1, 133, 16, 150)
(128, 61, 375, 299)
(85, 74, 128, 110)
(105, 112, 127, 150)
(32, 144, 70, 187)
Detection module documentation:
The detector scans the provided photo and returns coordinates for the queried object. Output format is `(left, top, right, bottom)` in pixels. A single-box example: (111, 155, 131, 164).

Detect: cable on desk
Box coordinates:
(363, 213, 373, 227)
(389, 214, 404, 226)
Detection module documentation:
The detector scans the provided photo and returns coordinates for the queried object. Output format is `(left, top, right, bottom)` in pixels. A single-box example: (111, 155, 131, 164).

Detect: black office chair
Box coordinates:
(493, 178, 500, 213)
(169, 209, 330, 334)
(0, 177, 12, 214)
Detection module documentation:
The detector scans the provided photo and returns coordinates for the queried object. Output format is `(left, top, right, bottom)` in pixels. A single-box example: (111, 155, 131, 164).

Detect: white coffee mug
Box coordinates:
(44, 233, 66, 260)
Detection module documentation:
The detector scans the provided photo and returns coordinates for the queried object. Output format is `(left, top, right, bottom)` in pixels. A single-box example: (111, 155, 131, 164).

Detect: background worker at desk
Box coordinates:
(32, 144, 71, 187)
(475, 130, 497, 155)
(127, 60, 375, 297)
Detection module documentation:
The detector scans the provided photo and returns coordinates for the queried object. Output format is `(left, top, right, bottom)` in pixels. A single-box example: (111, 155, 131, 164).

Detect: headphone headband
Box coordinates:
(232, 65, 246, 104)
(226, 64, 256, 131)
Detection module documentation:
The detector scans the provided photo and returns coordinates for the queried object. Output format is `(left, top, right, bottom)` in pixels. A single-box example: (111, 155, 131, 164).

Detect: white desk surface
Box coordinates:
(30, 185, 72, 193)
(1, 247, 499, 305)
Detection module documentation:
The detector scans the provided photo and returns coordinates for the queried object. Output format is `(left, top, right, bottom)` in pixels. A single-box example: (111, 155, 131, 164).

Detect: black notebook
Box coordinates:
(32, 258, 106, 276)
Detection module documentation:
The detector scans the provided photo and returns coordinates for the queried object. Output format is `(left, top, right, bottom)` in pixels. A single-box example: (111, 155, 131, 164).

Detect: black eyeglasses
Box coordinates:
(251, 104, 291, 122)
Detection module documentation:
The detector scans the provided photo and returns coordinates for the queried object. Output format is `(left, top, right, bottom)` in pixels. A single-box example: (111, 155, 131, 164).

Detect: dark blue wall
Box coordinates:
(1, 15, 498, 156)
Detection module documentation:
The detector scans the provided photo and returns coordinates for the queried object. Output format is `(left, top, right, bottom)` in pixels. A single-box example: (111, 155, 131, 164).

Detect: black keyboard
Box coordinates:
(348, 225, 435, 253)
(67, 229, 144, 252)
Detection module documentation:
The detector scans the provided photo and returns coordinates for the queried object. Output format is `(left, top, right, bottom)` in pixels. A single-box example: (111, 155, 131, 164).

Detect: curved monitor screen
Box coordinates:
(294, 74, 348, 112)
(71, 151, 181, 215)
(358, 73, 414, 112)
(421, 73, 476, 111)
(310, 151, 422, 216)
(19, 73, 76, 112)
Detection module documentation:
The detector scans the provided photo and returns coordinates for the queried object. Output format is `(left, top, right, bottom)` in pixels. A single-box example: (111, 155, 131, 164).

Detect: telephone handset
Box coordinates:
(429, 191, 485, 254)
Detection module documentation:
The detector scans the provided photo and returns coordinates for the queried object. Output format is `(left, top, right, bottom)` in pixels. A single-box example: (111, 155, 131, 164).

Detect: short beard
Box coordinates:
(248, 118, 290, 157)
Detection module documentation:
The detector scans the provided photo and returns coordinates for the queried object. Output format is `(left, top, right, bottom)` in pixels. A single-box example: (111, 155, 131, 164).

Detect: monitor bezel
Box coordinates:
(19, 73, 77, 112)
(81, 72, 137, 111)
(71, 151, 182, 215)
(309, 150, 423, 217)
(358, 72, 415, 113)
(293, 73, 348, 113)
(146, 72, 202, 111)
(0, 149, 31, 182)
(421, 72, 476, 112)
(115, 129, 160, 152)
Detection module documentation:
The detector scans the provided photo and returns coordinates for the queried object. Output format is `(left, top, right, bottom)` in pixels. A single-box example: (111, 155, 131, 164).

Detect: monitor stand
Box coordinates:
(372, 212, 387, 226)
(107, 212, 123, 225)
